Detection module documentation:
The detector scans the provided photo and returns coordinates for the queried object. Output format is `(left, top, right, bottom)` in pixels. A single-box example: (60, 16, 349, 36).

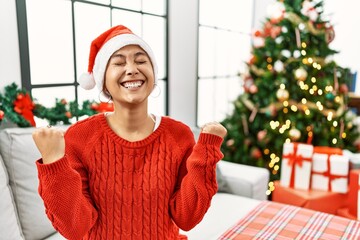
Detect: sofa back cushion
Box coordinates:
(0, 127, 58, 240)
(0, 153, 24, 239)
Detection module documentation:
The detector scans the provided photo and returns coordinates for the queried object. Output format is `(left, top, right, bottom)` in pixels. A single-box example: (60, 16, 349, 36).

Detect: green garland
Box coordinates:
(0, 82, 112, 127)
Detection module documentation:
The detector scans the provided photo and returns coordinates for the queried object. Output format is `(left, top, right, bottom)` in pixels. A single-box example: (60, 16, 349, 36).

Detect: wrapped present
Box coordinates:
(336, 208, 357, 220)
(280, 142, 313, 190)
(343, 149, 360, 170)
(273, 180, 348, 215)
(348, 169, 360, 220)
(311, 147, 349, 193)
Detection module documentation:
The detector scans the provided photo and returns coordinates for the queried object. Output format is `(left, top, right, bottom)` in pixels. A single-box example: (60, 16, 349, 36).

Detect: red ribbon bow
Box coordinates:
(91, 102, 114, 113)
(311, 147, 344, 191)
(13, 93, 36, 126)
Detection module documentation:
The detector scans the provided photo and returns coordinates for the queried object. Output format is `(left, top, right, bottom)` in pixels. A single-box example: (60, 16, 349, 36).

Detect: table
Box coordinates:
(219, 201, 360, 240)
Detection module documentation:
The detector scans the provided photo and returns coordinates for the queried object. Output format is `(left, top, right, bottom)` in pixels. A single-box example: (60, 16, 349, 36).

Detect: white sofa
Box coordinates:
(0, 126, 269, 240)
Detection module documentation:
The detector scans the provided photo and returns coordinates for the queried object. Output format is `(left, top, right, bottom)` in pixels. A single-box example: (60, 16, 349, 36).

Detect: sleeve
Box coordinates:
(169, 132, 224, 231)
(36, 133, 98, 240)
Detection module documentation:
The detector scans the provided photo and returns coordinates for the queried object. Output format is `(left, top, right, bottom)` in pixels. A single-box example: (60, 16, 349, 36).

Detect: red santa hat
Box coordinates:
(78, 25, 158, 91)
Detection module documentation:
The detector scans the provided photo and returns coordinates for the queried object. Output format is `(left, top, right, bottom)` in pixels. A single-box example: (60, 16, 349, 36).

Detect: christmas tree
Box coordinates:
(220, 0, 360, 193)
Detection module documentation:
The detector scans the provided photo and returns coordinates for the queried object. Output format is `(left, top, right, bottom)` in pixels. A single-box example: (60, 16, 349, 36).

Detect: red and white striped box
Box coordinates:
(280, 142, 313, 190)
(311, 147, 349, 193)
(348, 169, 360, 220)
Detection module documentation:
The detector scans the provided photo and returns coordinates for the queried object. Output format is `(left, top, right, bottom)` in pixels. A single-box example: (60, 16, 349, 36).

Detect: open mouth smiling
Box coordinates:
(121, 80, 145, 89)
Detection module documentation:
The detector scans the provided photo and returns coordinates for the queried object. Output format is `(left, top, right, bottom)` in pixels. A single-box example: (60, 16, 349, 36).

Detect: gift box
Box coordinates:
(311, 147, 349, 193)
(343, 149, 360, 170)
(280, 142, 313, 190)
(348, 169, 360, 220)
(336, 208, 357, 220)
(273, 180, 348, 215)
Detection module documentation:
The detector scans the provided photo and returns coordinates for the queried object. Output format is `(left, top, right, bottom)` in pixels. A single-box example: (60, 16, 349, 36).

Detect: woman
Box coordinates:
(32, 25, 227, 240)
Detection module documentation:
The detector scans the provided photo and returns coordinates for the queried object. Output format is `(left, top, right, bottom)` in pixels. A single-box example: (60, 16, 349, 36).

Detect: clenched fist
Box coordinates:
(32, 126, 65, 164)
(201, 122, 227, 138)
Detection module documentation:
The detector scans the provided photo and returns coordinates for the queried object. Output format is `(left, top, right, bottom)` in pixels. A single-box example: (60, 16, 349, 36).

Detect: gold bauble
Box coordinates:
(289, 128, 301, 141)
(294, 68, 308, 81)
(276, 89, 289, 102)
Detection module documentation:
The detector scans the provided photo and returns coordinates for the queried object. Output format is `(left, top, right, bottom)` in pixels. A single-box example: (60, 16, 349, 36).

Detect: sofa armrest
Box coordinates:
(217, 160, 269, 200)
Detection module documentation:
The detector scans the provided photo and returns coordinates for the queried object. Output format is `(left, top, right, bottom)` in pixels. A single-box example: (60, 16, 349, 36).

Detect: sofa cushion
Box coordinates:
(0, 127, 58, 240)
(0, 153, 24, 239)
(218, 160, 269, 200)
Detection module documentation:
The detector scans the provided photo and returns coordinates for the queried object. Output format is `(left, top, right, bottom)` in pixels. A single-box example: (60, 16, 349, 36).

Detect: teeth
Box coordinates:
(123, 81, 143, 89)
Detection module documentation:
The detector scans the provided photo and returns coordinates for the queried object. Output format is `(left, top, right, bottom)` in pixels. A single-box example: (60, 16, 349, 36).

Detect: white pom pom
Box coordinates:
(78, 72, 96, 90)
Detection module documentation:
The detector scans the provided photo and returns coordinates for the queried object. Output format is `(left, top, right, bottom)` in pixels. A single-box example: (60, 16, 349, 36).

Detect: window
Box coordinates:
(197, 0, 255, 126)
(16, 0, 168, 121)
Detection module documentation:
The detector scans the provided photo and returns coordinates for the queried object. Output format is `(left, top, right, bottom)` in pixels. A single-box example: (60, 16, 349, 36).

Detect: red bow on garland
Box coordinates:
(13, 93, 36, 126)
(91, 102, 114, 113)
(0, 110, 4, 121)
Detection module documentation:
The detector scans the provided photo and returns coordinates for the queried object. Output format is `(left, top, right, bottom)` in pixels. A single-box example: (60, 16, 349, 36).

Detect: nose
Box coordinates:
(126, 62, 139, 76)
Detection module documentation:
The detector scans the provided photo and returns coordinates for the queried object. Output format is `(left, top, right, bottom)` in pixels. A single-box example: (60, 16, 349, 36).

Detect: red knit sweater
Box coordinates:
(36, 114, 224, 240)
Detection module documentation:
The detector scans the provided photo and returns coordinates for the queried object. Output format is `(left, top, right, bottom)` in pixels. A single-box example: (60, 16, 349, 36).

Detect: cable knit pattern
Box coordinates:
(36, 113, 224, 240)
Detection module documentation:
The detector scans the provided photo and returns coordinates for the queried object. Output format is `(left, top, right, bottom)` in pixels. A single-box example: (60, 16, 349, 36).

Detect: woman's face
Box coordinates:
(104, 44, 155, 107)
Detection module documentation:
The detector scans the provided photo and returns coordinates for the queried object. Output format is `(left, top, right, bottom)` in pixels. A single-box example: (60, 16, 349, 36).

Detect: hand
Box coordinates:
(201, 122, 227, 138)
(32, 126, 65, 164)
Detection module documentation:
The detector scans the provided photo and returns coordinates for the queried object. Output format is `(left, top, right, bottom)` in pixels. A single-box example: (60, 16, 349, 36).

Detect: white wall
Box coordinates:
(324, 0, 360, 91)
(0, 0, 21, 92)
(168, 0, 199, 127)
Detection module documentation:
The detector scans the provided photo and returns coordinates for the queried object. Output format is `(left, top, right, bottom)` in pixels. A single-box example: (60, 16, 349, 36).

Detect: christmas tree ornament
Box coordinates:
(293, 50, 301, 58)
(249, 107, 258, 122)
(298, 23, 306, 31)
(244, 138, 252, 147)
(257, 130, 268, 142)
(276, 89, 289, 102)
(301, 0, 319, 21)
(289, 127, 301, 141)
(274, 60, 284, 72)
(266, 1, 285, 23)
(243, 77, 254, 93)
(275, 36, 284, 44)
(251, 147, 262, 159)
(281, 49, 291, 58)
(249, 84, 258, 94)
(295, 28, 301, 48)
(294, 68, 308, 81)
(265, 104, 277, 117)
(333, 67, 340, 91)
(226, 139, 235, 147)
(325, 92, 335, 101)
(241, 114, 249, 135)
(339, 84, 349, 94)
(253, 36, 265, 48)
(325, 26, 335, 44)
(248, 55, 257, 64)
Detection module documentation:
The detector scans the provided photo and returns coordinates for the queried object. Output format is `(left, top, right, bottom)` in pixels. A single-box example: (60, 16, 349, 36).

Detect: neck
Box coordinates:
(106, 104, 155, 142)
